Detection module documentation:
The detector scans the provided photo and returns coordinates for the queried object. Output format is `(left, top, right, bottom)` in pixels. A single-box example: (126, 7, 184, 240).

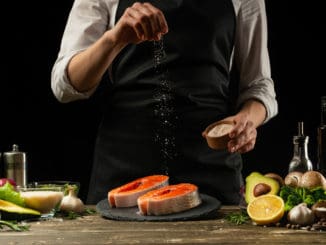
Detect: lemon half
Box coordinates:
(247, 194, 285, 225)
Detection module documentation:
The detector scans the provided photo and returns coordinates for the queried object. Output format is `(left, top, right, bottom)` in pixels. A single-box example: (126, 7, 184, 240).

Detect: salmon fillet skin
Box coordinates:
(137, 183, 202, 216)
(108, 175, 169, 208)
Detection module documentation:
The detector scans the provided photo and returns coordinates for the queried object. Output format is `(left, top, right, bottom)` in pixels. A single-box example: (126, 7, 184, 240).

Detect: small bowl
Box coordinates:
(18, 186, 65, 219)
(202, 120, 235, 150)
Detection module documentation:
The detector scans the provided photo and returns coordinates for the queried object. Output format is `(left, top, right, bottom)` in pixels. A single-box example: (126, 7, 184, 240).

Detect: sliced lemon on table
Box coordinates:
(247, 194, 285, 225)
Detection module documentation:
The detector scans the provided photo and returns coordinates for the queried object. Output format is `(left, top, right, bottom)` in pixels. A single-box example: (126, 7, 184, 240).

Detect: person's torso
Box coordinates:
(88, 0, 242, 205)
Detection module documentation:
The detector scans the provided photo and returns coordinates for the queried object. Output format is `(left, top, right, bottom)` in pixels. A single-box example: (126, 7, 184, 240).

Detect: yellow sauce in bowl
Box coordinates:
(20, 189, 64, 214)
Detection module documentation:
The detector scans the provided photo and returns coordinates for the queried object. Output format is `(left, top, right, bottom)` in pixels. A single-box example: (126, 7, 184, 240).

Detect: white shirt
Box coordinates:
(51, 0, 278, 122)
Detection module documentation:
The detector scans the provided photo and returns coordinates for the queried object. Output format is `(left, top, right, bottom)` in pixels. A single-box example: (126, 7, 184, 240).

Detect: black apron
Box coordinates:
(87, 0, 243, 205)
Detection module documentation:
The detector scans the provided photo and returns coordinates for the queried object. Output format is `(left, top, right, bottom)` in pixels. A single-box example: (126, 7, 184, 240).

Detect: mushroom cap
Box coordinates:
(284, 171, 303, 187)
(265, 173, 285, 186)
(299, 171, 326, 189)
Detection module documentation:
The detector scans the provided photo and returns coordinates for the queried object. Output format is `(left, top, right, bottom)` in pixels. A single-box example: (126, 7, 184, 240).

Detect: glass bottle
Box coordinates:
(317, 96, 326, 176)
(288, 122, 313, 173)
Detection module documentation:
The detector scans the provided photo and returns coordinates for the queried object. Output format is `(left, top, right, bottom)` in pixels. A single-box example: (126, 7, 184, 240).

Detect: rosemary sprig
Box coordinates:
(0, 220, 30, 232)
(56, 207, 97, 220)
(225, 210, 250, 225)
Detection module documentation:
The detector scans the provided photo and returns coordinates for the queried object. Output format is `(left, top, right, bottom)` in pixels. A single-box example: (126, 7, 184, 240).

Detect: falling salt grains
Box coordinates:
(152, 38, 177, 175)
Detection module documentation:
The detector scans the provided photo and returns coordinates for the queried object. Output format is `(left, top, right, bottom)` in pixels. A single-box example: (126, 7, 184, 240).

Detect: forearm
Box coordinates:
(67, 30, 126, 93)
(67, 2, 168, 93)
(238, 99, 267, 128)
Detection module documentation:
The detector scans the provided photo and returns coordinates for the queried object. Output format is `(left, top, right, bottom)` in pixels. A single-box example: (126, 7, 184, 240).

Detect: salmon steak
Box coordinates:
(108, 175, 169, 208)
(137, 183, 202, 216)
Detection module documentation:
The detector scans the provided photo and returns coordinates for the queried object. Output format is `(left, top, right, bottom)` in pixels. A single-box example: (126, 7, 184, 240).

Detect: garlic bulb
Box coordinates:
(287, 203, 315, 225)
(60, 186, 85, 213)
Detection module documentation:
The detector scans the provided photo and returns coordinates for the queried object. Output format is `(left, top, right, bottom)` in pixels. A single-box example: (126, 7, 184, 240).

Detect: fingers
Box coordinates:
(228, 121, 257, 154)
(124, 2, 168, 41)
(235, 139, 256, 154)
(143, 3, 168, 37)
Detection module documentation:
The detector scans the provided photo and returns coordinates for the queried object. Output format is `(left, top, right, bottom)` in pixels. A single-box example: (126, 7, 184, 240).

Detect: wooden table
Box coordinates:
(1, 206, 325, 244)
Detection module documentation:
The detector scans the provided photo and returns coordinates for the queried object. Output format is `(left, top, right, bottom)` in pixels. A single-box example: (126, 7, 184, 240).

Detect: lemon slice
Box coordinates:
(247, 194, 285, 225)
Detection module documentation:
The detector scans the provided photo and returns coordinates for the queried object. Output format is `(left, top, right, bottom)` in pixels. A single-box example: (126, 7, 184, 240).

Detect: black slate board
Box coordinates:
(96, 194, 221, 221)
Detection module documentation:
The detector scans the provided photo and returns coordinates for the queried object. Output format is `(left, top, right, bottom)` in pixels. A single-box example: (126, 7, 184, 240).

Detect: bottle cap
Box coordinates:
(3, 144, 25, 159)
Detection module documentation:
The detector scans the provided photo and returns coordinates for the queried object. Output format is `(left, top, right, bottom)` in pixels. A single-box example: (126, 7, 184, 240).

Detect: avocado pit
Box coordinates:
(254, 183, 272, 197)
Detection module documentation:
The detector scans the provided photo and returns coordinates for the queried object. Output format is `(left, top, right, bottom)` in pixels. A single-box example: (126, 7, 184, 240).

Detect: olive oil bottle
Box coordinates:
(317, 96, 326, 176)
(288, 122, 313, 173)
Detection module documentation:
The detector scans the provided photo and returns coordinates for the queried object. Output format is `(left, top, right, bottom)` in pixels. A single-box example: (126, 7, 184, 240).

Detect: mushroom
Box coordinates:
(284, 171, 303, 187)
(265, 173, 284, 186)
(299, 171, 326, 190)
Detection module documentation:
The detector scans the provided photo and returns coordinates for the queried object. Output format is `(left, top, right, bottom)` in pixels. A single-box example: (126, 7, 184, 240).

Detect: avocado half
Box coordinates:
(245, 172, 280, 204)
(0, 199, 41, 221)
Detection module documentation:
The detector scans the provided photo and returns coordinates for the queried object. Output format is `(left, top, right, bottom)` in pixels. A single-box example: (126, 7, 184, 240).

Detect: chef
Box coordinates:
(51, 0, 278, 204)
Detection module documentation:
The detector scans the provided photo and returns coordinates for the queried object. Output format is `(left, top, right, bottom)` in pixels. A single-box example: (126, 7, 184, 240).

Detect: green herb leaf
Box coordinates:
(85, 207, 97, 215)
(279, 185, 326, 211)
(225, 210, 249, 225)
(56, 208, 97, 220)
(0, 220, 30, 232)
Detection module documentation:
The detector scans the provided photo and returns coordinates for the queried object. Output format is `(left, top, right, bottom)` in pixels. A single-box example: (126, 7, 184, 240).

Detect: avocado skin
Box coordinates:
(0, 199, 41, 221)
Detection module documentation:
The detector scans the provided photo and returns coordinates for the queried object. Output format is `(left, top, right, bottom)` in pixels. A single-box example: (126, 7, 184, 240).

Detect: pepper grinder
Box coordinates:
(288, 122, 313, 173)
(3, 144, 27, 187)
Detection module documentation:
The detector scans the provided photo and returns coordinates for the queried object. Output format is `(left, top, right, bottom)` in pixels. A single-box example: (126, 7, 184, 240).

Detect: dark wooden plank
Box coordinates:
(1, 206, 325, 244)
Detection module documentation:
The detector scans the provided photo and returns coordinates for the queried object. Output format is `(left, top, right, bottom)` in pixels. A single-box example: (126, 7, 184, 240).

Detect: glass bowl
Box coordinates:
(27, 181, 80, 196)
(18, 186, 65, 219)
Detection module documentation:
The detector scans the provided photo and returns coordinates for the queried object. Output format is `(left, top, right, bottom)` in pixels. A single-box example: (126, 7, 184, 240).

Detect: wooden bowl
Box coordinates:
(202, 120, 234, 150)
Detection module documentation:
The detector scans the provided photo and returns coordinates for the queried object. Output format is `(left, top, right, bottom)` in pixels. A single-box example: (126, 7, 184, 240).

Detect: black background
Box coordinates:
(1, 1, 325, 202)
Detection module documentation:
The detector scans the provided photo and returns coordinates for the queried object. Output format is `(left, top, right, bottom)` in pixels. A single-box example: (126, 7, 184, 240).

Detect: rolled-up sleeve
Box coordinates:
(51, 0, 118, 103)
(233, 0, 278, 122)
